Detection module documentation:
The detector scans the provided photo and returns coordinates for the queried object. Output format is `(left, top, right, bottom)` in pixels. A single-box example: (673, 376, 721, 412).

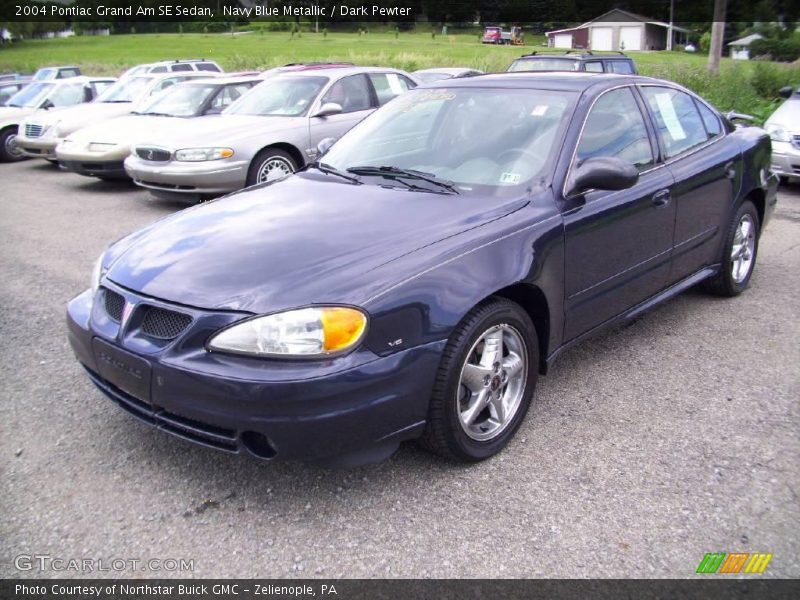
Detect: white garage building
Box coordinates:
(546, 9, 692, 52)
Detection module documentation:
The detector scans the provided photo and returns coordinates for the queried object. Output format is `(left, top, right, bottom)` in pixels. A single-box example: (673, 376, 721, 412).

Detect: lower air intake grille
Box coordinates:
(140, 307, 192, 340)
(104, 289, 125, 322)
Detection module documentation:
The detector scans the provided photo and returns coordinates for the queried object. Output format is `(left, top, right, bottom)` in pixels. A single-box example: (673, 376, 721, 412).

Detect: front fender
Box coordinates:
(362, 189, 565, 361)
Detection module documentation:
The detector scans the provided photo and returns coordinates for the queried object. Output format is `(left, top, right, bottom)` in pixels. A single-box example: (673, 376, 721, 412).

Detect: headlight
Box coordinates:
(174, 147, 234, 162)
(765, 124, 791, 143)
(90, 255, 106, 293)
(207, 306, 368, 357)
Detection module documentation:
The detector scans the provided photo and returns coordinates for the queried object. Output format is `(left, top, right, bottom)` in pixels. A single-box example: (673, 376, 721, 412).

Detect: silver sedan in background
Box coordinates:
(124, 66, 418, 198)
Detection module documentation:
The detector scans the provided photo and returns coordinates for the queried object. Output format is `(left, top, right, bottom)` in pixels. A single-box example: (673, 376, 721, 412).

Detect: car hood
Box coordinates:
(766, 98, 800, 131)
(0, 106, 35, 125)
(134, 114, 301, 148)
(67, 114, 184, 144)
(106, 174, 528, 313)
(28, 102, 133, 132)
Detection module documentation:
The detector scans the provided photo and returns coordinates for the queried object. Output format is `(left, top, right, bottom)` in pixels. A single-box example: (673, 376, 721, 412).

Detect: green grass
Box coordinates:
(1, 32, 798, 121)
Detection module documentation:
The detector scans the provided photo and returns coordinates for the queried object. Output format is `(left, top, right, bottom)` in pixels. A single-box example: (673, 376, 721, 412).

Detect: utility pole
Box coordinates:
(667, 0, 674, 51)
(708, 0, 727, 74)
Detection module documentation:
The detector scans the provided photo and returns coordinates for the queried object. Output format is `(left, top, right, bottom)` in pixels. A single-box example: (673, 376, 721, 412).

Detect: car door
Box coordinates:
(639, 85, 740, 281)
(562, 86, 676, 341)
(308, 74, 375, 158)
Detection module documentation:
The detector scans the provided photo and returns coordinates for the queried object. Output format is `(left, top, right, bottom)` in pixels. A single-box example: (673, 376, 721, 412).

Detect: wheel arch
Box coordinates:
(490, 283, 551, 375)
(741, 186, 766, 232)
(251, 142, 305, 172)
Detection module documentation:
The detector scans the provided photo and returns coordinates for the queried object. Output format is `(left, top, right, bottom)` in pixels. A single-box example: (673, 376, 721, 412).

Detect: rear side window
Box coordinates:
(641, 87, 708, 159)
(368, 73, 415, 106)
(151, 66, 167, 73)
(584, 62, 604, 73)
(608, 61, 634, 74)
(171, 64, 193, 72)
(576, 87, 654, 171)
(59, 68, 80, 79)
(695, 99, 722, 138)
(197, 63, 221, 72)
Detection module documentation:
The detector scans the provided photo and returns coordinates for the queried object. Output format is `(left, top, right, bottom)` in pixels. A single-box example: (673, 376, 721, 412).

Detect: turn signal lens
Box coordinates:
(320, 307, 367, 352)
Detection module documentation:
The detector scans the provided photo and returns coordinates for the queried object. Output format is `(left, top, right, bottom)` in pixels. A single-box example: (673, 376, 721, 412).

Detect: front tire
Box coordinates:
(420, 298, 539, 462)
(0, 127, 25, 162)
(702, 200, 760, 296)
(246, 148, 296, 186)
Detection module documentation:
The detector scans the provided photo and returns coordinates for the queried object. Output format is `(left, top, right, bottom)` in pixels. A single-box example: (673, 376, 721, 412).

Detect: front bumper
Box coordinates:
(66, 285, 442, 467)
(15, 134, 60, 159)
(124, 154, 249, 195)
(770, 140, 800, 180)
(57, 143, 130, 178)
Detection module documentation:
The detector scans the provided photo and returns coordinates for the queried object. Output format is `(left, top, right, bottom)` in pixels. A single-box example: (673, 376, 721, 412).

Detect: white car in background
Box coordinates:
(0, 76, 116, 162)
(15, 72, 216, 162)
(765, 86, 800, 184)
(120, 59, 223, 79)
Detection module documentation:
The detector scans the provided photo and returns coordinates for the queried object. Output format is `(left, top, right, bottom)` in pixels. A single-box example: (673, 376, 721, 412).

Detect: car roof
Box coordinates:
(273, 66, 409, 78)
(181, 76, 261, 86)
(428, 71, 652, 92)
(414, 68, 481, 75)
(150, 59, 219, 65)
(515, 52, 632, 61)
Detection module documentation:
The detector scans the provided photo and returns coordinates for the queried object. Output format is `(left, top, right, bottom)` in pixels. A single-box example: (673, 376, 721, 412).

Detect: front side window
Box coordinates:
(225, 76, 328, 117)
(197, 63, 221, 72)
(321, 74, 372, 113)
(575, 87, 654, 170)
(48, 83, 86, 107)
(368, 73, 415, 106)
(171, 64, 193, 72)
(323, 87, 575, 196)
(641, 87, 708, 159)
(33, 68, 55, 81)
(59, 68, 80, 78)
(508, 58, 580, 72)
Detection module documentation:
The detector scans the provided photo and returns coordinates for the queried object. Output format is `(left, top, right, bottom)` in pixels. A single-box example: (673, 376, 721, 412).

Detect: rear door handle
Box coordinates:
(652, 189, 671, 207)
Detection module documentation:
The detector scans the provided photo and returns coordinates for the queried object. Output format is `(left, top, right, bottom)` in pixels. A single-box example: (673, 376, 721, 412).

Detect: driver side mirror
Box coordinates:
(40, 99, 54, 110)
(567, 156, 639, 196)
(312, 102, 343, 118)
(778, 86, 795, 100)
(204, 106, 223, 115)
(317, 137, 336, 157)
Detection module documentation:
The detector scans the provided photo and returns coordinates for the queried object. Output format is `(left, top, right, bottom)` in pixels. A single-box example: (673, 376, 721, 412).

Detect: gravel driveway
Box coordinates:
(1, 160, 798, 578)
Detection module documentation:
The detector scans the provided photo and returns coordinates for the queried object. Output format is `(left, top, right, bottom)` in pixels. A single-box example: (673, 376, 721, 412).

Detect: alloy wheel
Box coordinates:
(4, 132, 23, 159)
(731, 214, 756, 283)
(457, 324, 528, 442)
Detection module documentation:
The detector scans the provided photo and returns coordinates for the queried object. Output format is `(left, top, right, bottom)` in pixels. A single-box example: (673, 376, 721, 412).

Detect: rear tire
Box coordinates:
(0, 127, 25, 162)
(702, 200, 760, 297)
(419, 297, 538, 462)
(246, 148, 296, 186)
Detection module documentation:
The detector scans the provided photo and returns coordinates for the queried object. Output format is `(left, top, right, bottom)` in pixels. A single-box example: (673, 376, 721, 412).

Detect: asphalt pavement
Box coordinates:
(1, 159, 798, 578)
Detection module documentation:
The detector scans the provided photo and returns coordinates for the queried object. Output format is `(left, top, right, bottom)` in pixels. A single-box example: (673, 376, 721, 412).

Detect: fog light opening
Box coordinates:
(241, 431, 277, 459)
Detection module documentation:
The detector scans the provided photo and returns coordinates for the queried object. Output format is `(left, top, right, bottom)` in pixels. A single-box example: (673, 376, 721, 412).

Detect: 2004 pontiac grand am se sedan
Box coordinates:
(67, 73, 778, 468)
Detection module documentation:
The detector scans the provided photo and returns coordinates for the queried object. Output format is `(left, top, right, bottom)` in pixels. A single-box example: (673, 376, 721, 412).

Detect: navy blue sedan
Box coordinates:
(67, 73, 778, 467)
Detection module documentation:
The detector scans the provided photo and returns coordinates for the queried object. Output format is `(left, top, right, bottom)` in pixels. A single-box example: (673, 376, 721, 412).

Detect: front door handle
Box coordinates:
(652, 189, 671, 207)
(725, 161, 737, 180)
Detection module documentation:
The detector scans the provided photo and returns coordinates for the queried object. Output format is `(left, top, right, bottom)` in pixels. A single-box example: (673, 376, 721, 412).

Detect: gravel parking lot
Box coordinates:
(1, 159, 798, 579)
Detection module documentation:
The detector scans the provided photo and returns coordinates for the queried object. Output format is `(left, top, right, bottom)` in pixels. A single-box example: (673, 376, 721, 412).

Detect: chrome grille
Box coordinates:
(135, 147, 171, 162)
(792, 135, 800, 151)
(140, 307, 192, 340)
(25, 123, 44, 138)
(103, 289, 125, 322)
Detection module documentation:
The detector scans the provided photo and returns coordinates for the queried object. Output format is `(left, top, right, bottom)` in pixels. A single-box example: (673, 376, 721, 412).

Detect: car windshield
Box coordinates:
(509, 58, 580, 72)
(96, 76, 153, 103)
(6, 82, 54, 107)
(138, 83, 218, 117)
(224, 76, 328, 117)
(322, 87, 575, 195)
(33, 68, 56, 81)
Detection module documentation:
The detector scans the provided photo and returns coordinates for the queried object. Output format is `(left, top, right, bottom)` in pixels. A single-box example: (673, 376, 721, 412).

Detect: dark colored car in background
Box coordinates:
(509, 51, 638, 74)
(67, 73, 777, 467)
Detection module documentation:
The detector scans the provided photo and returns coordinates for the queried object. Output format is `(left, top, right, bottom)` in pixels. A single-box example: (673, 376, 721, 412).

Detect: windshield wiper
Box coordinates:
(346, 165, 459, 194)
(312, 162, 362, 185)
